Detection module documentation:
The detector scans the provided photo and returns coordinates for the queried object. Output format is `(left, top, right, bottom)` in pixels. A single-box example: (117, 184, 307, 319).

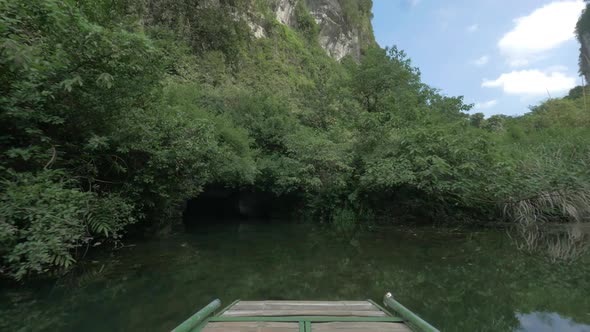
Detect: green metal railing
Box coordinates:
(383, 292, 439, 332)
(172, 299, 221, 332)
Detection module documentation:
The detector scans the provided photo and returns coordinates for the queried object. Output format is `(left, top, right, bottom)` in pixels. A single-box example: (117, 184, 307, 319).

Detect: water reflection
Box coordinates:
(1, 224, 589, 332)
(517, 312, 590, 332)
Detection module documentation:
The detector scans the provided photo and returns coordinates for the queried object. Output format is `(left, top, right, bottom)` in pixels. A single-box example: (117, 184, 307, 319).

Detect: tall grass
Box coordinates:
(505, 188, 590, 225)
(502, 144, 590, 259)
(505, 187, 590, 261)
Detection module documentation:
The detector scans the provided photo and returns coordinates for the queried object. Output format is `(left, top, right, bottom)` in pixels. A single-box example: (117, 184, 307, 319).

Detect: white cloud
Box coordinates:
(467, 24, 479, 33)
(472, 55, 489, 66)
(474, 100, 497, 110)
(545, 65, 569, 72)
(402, 0, 420, 8)
(498, 0, 584, 67)
(482, 69, 576, 96)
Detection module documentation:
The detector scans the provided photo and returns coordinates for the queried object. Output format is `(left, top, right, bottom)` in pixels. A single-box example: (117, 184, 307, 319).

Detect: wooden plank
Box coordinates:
(222, 310, 387, 317)
(201, 322, 299, 332)
(217, 300, 240, 316)
(222, 301, 386, 318)
(311, 322, 413, 332)
(367, 300, 394, 317)
(209, 316, 404, 322)
(235, 301, 375, 306)
(230, 302, 379, 312)
(229, 305, 380, 312)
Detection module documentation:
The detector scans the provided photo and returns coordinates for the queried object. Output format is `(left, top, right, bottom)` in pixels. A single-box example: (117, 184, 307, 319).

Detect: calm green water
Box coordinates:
(1, 223, 590, 332)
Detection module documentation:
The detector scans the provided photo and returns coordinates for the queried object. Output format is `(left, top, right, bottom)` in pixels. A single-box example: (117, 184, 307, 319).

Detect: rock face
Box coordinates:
(579, 32, 590, 83)
(141, 0, 373, 61)
(307, 0, 362, 60)
(274, 0, 298, 27)
(271, 0, 372, 61)
(577, 4, 590, 83)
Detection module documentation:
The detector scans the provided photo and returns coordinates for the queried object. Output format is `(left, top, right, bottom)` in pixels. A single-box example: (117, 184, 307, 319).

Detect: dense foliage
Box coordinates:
(1, 0, 589, 280)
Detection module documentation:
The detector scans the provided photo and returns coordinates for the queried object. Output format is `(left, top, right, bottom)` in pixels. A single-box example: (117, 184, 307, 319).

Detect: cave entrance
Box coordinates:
(182, 186, 299, 228)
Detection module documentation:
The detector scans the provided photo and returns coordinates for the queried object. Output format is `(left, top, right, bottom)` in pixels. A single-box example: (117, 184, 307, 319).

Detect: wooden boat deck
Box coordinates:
(199, 300, 412, 332)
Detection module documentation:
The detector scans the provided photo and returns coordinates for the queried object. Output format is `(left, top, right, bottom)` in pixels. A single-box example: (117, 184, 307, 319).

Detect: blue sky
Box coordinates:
(371, 0, 586, 116)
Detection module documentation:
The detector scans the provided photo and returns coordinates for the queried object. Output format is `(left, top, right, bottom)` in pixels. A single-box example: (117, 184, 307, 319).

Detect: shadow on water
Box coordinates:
(182, 186, 300, 229)
(1, 222, 590, 332)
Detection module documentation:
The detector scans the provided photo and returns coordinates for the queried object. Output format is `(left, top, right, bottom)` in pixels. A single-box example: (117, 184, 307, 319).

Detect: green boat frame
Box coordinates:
(172, 292, 439, 332)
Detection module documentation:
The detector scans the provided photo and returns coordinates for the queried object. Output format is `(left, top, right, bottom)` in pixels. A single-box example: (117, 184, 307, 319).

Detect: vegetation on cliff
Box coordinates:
(576, 2, 590, 80)
(1, 0, 589, 280)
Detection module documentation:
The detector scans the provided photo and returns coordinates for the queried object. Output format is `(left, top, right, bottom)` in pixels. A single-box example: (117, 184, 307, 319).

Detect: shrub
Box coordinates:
(0, 171, 135, 280)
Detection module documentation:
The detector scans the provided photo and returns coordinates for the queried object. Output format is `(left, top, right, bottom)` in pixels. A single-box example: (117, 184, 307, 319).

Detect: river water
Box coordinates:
(1, 223, 589, 332)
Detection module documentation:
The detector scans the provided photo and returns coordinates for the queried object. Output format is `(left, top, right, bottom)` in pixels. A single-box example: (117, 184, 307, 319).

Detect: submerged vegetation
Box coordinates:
(1, 0, 590, 280)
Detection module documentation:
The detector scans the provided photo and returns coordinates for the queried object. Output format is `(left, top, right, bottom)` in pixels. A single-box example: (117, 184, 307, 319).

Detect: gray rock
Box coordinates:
(271, 0, 368, 61)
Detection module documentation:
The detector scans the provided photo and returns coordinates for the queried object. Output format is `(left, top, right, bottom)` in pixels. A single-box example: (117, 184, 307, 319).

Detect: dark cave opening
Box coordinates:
(182, 186, 300, 228)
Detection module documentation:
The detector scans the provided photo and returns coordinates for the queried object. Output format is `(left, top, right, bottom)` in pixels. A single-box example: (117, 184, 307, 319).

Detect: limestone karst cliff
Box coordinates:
(272, 0, 374, 60)
(577, 3, 590, 83)
(139, 0, 375, 61)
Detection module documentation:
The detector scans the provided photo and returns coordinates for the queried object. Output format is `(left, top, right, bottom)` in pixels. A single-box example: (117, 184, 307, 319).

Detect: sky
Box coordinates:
(371, 0, 587, 116)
